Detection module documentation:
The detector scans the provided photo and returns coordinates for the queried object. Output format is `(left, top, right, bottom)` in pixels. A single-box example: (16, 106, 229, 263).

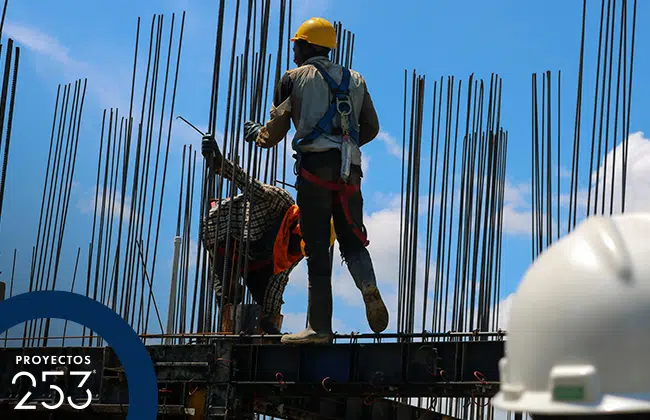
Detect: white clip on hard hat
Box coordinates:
(493, 214, 650, 415)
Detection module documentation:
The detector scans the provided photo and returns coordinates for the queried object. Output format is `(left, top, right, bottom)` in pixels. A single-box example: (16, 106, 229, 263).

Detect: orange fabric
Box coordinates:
(273, 205, 304, 275)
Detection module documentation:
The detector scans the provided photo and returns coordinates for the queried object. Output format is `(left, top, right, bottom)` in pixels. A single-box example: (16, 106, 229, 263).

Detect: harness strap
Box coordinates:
(296, 63, 360, 146)
(299, 167, 369, 247)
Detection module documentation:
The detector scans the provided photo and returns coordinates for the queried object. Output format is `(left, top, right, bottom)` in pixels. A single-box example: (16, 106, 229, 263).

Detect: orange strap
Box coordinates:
(273, 205, 304, 274)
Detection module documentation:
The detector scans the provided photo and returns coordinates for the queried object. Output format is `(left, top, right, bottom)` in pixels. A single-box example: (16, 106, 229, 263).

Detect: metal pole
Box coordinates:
(165, 235, 182, 344)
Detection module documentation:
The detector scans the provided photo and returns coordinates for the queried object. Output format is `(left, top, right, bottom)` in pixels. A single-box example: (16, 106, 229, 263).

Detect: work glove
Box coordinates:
(201, 134, 222, 170)
(244, 121, 263, 144)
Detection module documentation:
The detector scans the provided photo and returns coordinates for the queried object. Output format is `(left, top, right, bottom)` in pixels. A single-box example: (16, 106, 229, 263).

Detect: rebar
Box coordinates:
(397, 72, 507, 419)
(533, 0, 637, 257)
(0, 37, 18, 224)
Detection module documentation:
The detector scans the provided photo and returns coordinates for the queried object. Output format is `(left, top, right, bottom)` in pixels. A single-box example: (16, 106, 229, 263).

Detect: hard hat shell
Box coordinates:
(290, 17, 337, 50)
(493, 214, 650, 415)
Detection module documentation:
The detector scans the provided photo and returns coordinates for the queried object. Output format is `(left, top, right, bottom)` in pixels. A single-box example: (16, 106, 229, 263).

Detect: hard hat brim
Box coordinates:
(289, 36, 336, 49)
(493, 390, 650, 415)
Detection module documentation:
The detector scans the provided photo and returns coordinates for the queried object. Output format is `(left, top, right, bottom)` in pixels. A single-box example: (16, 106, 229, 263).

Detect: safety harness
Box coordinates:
(292, 62, 369, 247)
(298, 169, 369, 246)
(291, 62, 360, 151)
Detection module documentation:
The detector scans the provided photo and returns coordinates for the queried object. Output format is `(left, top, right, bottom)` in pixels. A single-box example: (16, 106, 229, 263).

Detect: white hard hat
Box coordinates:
(492, 213, 650, 415)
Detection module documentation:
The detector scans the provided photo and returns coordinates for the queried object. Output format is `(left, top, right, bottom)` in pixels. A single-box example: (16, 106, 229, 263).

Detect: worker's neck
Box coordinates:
(299, 54, 329, 66)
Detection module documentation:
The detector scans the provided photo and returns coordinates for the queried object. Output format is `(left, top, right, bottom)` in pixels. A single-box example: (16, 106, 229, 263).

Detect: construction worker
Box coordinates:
(201, 136, 335, 334)
(242, 17, 388, 345)
(493, 214, 650, 419)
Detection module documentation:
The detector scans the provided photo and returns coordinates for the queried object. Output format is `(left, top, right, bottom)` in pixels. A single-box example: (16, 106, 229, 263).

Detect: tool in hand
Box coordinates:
(175, 115, 221, 171)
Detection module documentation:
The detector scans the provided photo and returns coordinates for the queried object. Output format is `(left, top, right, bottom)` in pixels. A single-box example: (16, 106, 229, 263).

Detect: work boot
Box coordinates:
(345, 248, 389, 333)
(361, 285, 389, 333)
(280, 326, 331, 344)
(281, 275, 333, 345)
(260, 316, 281, 335)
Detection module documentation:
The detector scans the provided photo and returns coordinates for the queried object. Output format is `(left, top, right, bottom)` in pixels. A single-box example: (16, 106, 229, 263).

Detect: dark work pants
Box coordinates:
(297, 149, 368, 267)
(296, 149, 371, 333)
(212, 248, 271, 310)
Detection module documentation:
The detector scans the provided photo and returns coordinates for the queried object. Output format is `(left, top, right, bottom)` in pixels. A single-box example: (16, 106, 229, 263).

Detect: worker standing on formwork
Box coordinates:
(242, 17, 389, 345)
(493, 214, 650, 419)
(200, 137, 335, 334)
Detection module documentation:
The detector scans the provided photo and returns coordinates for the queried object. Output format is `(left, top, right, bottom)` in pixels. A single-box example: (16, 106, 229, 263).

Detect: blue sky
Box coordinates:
(1, 0, 650, 341)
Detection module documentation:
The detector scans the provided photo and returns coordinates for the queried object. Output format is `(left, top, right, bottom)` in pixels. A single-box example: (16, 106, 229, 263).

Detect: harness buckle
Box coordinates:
(336, 96, 352, 142)
(292, 152, 302, 176)
(335, 96, 352, 116)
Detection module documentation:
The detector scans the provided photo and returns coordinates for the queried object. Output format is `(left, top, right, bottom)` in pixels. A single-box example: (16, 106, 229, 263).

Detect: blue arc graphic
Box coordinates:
(0, 291, 158, 419)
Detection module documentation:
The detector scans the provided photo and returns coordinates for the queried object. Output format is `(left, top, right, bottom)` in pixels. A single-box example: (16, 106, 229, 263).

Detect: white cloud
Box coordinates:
(361, 154, 370, 176)
(376, 131, 402, 159)
(495, 293, 514, 330)
(491, 185, 545, 239)
(4, 22, 74, 65)
(77, 185, 132, 221)
(584, 131, 650, 214)
(14, 20, 216, 162)
(559, 164, 572, 179)
(5, 21, 191, 130)
(502, 201, 533, 236)
(503, 180, 530, 208)
(502, 131, 650, 238)
(500, 180, 554, 236)
(5, 22, 130, 111)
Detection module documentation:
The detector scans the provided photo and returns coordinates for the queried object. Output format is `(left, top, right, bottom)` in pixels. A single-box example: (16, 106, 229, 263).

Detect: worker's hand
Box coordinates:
(202, 134, 222, 170)
(244, 121, 263, 144)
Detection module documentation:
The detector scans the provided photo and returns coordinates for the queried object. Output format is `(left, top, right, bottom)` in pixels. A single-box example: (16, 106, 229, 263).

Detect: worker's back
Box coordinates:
(283, 56, 368, 149)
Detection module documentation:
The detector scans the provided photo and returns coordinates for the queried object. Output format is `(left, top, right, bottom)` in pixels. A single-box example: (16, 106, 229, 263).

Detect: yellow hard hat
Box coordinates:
(300, 218, 336, 256)
(290, 17, 337, 50)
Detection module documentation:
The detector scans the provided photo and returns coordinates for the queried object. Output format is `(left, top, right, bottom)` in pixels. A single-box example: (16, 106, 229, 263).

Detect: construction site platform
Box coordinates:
(0, 332, 504, 419)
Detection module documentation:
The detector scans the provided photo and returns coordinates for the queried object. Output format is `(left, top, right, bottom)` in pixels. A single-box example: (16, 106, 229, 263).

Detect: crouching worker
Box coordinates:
(493, 214, 650, 419)
(200, 134, 335, 334)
